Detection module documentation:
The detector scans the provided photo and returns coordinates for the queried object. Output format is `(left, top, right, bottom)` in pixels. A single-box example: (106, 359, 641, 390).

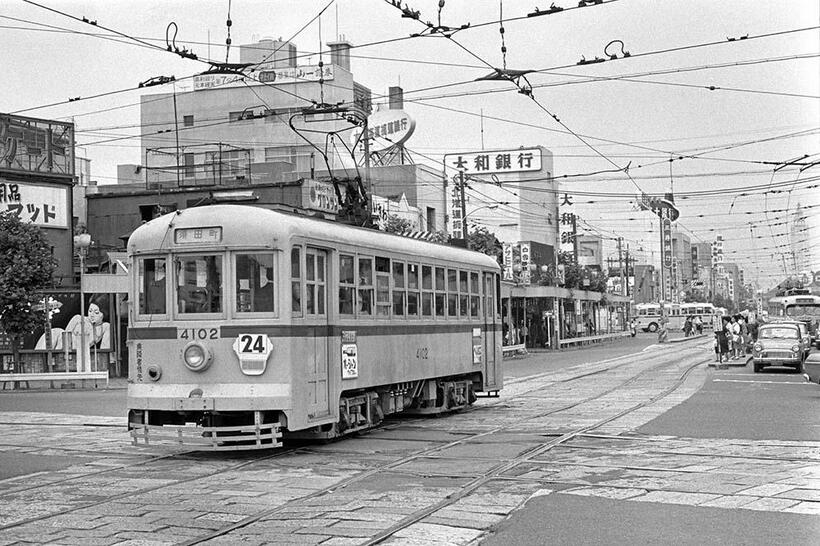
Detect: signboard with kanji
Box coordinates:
(0, 180, 69, 228)
(444, 148, 542, 176)
(559, 193, 576, 259)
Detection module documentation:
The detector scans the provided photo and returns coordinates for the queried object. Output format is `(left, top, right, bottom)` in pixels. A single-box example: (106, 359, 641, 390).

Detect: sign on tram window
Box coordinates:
(174, 227, 222, 244)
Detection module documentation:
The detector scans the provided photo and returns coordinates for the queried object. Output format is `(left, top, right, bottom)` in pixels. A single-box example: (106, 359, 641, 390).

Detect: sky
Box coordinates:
(2, 0, 818, 290)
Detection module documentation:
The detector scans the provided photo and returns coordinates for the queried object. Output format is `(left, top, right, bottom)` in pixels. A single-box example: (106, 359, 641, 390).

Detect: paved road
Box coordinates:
(1, 338, 817, 545)
(483, 346, 820, 546)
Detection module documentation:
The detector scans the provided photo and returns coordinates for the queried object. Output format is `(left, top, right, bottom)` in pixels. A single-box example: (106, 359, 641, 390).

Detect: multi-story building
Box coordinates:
(671, 230, 691, 300)
(137, 38, 371, 188)
(691, 242, 712, 297)
(633, 264, 658, 304)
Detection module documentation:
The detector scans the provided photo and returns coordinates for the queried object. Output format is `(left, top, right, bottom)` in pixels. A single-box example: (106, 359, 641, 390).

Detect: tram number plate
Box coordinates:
(178, 328, 219, 340)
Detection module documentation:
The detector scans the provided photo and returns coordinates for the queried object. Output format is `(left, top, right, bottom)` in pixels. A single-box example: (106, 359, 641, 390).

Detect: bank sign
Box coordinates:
(444, 148, 542, 177)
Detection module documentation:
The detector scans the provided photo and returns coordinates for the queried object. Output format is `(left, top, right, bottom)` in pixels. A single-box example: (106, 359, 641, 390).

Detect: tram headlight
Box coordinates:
(183, 342, 212, 372)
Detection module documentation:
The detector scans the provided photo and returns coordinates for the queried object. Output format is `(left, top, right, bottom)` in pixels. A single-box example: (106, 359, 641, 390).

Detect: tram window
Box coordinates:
(470, 271, 480, 317)
(447, 269, 458, 317)
(139, 258, 167, 315)
(291, 248, 302, 316)
(459, 271, 468, 317)
(421, 265, 433, 317)
(339, 254, 355, 315)
(484, 273, 494, 319)
(393, 262, 406, 316)
(235, 254, 275, 313)
(435, 267, 446, 316)
(176, 255, 222, 314)
(358, 257, 373, 316)
(305, 249, 326, 315)
(375, 256, 390, 316)
(407, 264, 419, 317)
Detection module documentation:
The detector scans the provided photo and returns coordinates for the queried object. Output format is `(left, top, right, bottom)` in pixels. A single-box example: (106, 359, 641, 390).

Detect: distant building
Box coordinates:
(633, 264, 658, 304)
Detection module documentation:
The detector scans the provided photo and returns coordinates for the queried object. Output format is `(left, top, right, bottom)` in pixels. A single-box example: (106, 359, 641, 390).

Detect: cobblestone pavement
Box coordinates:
(0, 344, 817, 545)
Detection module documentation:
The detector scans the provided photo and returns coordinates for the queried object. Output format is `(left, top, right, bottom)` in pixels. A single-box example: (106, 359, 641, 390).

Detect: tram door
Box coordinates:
(305, 248, 331, 418)
(482, 272, 499, 388)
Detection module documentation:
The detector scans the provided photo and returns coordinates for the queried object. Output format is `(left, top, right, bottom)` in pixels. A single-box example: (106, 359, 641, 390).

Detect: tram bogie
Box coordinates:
(126, 205, 503, 450)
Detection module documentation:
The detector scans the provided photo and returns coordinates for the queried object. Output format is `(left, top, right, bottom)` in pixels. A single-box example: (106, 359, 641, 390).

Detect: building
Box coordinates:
(671, 230, 691, 297)
(790, 203, 811, 273)
(135, 38, 371, 188)
(633, 264, 658, 304)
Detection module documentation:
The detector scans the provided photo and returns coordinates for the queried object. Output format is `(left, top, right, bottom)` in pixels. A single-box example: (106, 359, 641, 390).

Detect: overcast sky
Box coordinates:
(2, 0, 818, 289)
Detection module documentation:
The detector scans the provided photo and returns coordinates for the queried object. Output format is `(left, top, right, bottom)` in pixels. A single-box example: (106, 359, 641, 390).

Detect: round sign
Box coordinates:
(351, 109, 415, 152)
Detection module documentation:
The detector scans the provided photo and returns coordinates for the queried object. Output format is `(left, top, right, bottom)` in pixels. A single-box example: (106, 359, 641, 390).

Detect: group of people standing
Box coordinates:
(682, 315, 704, 337)
(714, 314, 757, 363)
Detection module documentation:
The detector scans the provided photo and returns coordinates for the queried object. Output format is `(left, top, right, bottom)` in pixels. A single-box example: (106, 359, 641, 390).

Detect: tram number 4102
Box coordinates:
(178, 328, 218, 340)
(416, 347, 429, 360)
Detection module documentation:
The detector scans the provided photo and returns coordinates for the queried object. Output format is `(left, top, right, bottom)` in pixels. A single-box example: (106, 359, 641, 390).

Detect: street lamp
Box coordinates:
(73, 233, 92, 373)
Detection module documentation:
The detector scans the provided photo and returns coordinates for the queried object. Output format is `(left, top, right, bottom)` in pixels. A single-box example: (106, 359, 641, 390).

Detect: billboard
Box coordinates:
(0, 179, 69, 228)
(444, 147, 542, 177)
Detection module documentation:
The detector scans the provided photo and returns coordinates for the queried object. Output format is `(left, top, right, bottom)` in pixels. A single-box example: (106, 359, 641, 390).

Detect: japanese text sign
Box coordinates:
(1, 180, 68, 228)
(444, 148, 542, 176)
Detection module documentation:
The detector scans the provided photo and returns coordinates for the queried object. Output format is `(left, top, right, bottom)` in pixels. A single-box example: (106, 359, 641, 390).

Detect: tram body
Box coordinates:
(127, 205, 503, 449)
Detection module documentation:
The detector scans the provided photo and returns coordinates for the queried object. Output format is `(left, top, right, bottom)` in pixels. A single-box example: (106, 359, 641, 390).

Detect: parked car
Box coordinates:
(752, 323, 804, 373)
(804, 352, 820, 384)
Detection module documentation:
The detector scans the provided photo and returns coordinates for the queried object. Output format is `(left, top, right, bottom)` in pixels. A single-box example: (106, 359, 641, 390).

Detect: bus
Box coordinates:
(634, 302, 719, 333)
(767, 294, 820, 347)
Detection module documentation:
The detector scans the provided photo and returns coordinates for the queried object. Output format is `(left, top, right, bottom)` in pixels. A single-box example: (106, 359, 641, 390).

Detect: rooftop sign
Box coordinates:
(444, 147, 542, 177)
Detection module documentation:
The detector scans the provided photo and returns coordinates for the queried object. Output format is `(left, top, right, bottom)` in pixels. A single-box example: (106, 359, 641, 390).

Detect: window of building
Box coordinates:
(426, 207, 436, 231)
(183, 153, 195, 178)
(183, 115, 194, 127)
(139, 258, 166, 315)
(176, 255, 222, 314)
(235, 254, 275, 313)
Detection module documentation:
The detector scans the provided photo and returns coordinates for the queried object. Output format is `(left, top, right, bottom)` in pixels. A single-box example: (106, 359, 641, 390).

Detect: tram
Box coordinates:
(127, 205, 503, 450)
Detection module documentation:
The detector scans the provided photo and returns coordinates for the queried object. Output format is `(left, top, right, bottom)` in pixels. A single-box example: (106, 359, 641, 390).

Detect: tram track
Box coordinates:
(0, 345, 707, 542)
(177, 347, 708, 545)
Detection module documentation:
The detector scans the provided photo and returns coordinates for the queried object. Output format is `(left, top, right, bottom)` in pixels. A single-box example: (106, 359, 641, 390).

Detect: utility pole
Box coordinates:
(459, 170, 468, 241)
(625, 246, 631, 297)
(617, 237, 625, 297)
(172, 83, 181, 187)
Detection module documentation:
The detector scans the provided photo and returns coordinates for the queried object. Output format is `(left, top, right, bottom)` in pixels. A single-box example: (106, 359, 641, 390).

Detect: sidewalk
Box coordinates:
(0, 375, 128, 392)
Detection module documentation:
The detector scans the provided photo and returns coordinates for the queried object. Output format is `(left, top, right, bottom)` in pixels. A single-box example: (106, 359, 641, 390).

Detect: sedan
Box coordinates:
(804, 352, 820, 384)
(752, 323, 804, 373)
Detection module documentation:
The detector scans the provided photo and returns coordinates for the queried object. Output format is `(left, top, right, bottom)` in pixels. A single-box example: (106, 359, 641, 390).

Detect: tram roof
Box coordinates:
(128, 204, 501, 270)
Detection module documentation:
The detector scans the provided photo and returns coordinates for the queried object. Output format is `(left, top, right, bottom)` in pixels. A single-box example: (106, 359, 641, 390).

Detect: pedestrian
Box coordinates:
(738, 316, 750, 355)
(716, 317, 730, 363)
(630, 318, 637, 337)
(731, 315, 742, 360)
(520, 321, 529, 348)
(658, 316, 669, 343)
(694, 315, 703, 335)
(683, 316, 693, 337)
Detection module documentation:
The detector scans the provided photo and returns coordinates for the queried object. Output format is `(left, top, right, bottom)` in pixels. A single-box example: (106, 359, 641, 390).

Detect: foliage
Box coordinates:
(0, 212, 56, 372)
(465, 226, 502, 263)
(383, 214, 413, 234)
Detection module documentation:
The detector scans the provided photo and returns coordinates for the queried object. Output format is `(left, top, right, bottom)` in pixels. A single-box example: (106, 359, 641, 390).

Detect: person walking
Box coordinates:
(694, 315, 703, 335)
(683, 316, 693, 337)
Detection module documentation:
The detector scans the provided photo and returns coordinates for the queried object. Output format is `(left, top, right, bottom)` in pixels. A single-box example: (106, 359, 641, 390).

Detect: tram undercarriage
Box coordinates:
(129, 375, 481, 450)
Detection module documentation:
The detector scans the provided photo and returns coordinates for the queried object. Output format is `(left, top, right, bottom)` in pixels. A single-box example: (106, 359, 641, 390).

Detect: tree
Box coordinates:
(382, 214, 413, 234)
(0, 212, 56, 376)
(465, 226, 502, 263)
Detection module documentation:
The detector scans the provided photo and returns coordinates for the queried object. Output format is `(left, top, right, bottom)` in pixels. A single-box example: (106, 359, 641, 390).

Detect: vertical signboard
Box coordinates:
(559, 193, 576, 261)
(502, 243, 514, 281)
(520, 242, 531, 285)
